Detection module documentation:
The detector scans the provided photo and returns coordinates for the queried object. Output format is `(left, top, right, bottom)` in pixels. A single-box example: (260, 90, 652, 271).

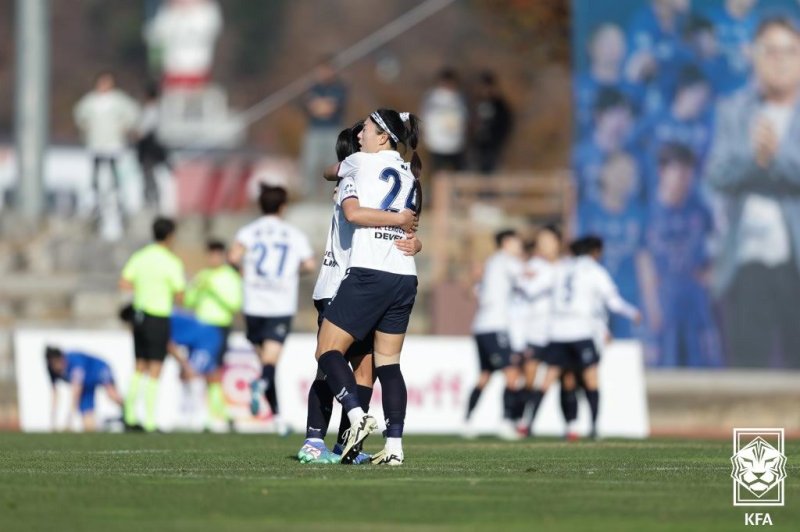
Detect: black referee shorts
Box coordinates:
(133, 310, 170, 362)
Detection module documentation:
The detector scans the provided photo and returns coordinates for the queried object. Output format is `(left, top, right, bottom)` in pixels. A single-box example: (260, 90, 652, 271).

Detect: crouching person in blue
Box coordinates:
(46, 346, 124, 432)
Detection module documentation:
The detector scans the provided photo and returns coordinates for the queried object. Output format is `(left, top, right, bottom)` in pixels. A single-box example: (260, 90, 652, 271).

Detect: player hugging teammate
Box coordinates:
(304, 108, 423, 465)
(467, 228, 640, 440)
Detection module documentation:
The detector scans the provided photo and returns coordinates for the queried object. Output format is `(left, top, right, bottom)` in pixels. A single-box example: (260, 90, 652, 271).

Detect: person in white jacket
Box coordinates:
(145, 0, 223, 89)
(73, 72, 139, 210)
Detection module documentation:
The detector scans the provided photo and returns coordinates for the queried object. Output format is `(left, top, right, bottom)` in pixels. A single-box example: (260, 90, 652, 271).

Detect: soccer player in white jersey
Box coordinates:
(465, 229, 525, 440)
(314, 108, 422, 465)
(515, 225, 561, 435)
(298, 121, 421, 464)
(229, 185, 316, 436)
(528, 236, 640, 439)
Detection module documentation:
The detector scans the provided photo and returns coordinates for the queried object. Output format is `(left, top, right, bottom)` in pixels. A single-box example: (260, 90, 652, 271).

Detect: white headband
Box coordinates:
(400, 112, 410, 122)
(371, 112, 399, 143)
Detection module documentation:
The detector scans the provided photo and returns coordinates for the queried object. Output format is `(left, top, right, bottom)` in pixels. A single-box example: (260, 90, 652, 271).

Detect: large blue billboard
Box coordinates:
(572, 0, 800, 368)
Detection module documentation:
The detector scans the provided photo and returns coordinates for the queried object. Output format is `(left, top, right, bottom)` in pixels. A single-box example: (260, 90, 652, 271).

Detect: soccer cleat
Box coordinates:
(370, 448, 404, 466)
(497, 420, 522, 441)
(461, 422, 478, 440)
(274, 416, 291, 437)
(249, 380, 264, 416)
(297, 439, 340, 464)
(339, 414, 378, 465)
(333, 442, 371, 465)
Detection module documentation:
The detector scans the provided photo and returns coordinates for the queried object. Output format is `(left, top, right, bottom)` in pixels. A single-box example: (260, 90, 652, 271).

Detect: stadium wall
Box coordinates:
(15, 330, 649, 438)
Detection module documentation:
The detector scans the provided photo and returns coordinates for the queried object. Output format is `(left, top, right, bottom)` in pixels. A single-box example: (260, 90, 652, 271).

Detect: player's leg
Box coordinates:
(318, 270, 399, 463)
(580, 340, 601, 439)
(560, 371, 579, 440)
(465, 334, 494, 423)
(141, 314, 169, 432)
(333, 351, 374, 464)
(315, 318, 371, 463)
(498, 360, 522, 440)
(525, 345, 565, 435)
(82, 412, 97, 432)
(125, 314, 149, 428)
(143, 359, 163, 432)
(298, 365, 339, 464)
(371, 332, 407, 466)
(207, 327, 230, 423)
(257, 338, 287, 435)
(299, 300, 338, 463)
(516, 349, 540, 436)
(79, 386, 97, 432)
(124, 358, 146, 428)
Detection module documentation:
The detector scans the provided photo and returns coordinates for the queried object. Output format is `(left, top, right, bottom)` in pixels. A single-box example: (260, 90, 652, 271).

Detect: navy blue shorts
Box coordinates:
(547, 340, 600, 371)
(314, 298, 374, 358)
(474, 332, 513, 372)
(245, 315, 293, 345)
(323, 268, 417, 342)
(528, 343, 551, 363)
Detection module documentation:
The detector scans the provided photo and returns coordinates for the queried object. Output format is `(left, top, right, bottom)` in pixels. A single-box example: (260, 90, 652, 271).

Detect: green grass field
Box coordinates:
(0, 434, 797, 531)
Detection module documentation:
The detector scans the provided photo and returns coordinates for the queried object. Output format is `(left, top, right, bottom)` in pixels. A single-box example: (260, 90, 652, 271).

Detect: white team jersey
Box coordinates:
(235, 215, 314, 317)
(312, 186, 356, 301)
(337, 151, 417, 276)
(548, 256, 638, 342)
(508, 281, 529, 353)
(472, 251, 523, 334)
(520, 257, 556, 347)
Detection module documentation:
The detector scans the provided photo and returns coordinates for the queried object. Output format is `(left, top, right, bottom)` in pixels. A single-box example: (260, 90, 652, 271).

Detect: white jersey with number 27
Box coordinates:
(337, 151, 417, 277)
(235, 215, 314, 317)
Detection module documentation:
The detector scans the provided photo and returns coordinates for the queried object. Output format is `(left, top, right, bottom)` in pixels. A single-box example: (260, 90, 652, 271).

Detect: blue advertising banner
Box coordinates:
(572, 0, 800, 368)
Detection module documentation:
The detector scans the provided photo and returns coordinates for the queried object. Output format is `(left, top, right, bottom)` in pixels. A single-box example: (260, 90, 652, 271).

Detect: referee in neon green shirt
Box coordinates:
(119, 217, 185, 432)
(184, 239, 242, 425)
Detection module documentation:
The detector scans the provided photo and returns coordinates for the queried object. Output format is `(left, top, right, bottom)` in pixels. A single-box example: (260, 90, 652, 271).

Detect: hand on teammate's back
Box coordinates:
(395, 234, 423, 256)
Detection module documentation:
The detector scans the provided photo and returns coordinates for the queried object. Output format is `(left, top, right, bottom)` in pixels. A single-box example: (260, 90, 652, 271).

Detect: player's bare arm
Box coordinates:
(341, 197, 415, 232)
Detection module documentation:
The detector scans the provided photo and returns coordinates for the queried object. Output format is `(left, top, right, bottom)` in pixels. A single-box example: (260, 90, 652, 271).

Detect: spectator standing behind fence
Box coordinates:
(421, 68, 468, 174)
(707, 17, 800, 369)
(136, 84, 170, 211)
(301, 59, 348, 198)
(471, 71, 513, 174)
(73, 72, 140, 214)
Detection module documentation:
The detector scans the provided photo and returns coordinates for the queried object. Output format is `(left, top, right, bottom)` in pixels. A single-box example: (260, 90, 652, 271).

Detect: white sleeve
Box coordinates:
(336, 176, 358, 206)
(596, 266, 638, 320)
(338, 153, 364, 180)
(235, 226, 251, 248)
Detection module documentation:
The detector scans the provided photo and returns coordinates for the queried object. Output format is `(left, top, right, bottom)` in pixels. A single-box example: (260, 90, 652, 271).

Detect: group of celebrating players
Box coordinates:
(44, 103, 637, 463)
(46, 107, 423, 467)
(466, 225, 641, 441)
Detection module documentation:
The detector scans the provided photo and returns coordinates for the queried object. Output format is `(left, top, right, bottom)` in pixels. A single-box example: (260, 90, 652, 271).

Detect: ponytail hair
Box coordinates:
(370, 108, 423, 216)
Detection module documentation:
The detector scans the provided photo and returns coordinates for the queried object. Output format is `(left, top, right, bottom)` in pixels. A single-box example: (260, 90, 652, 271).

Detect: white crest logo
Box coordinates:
(731, 428, 786, 506)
